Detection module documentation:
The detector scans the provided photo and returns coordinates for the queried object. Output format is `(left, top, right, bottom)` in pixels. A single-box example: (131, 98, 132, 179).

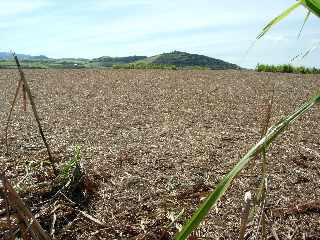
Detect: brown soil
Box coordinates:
(0, 69, 319, 239)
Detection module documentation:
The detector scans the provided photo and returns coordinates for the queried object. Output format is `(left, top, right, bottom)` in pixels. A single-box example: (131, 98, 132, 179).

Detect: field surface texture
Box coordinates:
(0, 69, 319, 239)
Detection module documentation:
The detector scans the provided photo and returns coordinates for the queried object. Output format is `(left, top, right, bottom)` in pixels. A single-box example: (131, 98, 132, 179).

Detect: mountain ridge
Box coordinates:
(0, 52, 48, 60)
(0, 51, 240, 69)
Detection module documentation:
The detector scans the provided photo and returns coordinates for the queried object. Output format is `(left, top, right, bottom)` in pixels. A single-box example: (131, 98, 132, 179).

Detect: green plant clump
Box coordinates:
(59, 145, 81, 182)
(256, 63, 320, 74)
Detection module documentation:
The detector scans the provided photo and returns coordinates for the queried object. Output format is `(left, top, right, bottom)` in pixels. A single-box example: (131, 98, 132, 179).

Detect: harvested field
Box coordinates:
(0, 69, 319, 239)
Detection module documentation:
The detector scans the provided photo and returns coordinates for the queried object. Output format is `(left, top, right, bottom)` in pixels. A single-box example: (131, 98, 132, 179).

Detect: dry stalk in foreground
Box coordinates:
(0, 173, 51, 240)
(6, 54, 57, 175)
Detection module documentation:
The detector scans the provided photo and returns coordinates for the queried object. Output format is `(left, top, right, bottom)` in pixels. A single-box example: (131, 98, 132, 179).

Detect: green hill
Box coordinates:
(90, 56, 147, 67)
(135, 51, 240, 70)
(0, 51, 240, 69)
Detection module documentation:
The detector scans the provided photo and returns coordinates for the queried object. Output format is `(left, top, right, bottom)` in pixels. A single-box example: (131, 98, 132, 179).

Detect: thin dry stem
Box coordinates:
(12, 54, 57, 175)
(5, 78, 23, 155)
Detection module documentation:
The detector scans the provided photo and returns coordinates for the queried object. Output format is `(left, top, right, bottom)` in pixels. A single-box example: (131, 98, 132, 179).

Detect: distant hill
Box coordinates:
(135, 51, 240, 70)
(0, 52, 12, 59)
(0, 51, 239, 69)
(90, 55, 147, 67)
(0, 52, 48, 60)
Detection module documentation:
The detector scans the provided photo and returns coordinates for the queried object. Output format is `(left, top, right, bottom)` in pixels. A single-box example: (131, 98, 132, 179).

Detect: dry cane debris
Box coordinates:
(0, 69, 319, 239)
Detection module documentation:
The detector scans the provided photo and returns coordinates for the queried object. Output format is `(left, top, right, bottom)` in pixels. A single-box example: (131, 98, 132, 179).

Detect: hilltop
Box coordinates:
(135, 51, 240, 69)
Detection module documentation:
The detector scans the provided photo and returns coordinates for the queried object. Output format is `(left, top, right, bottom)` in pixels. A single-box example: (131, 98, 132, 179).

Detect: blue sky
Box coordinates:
(0, 0, 319, 68)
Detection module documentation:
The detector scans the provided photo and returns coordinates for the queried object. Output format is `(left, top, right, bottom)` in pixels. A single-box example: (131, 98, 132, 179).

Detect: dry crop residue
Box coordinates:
(0, 69, 319, 239)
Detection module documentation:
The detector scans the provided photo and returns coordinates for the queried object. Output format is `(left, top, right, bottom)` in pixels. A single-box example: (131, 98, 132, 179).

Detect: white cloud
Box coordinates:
(1, 0, 319, 68)
(80, 0, 312, 46)
(0, 0, 51, 17)
(79, 5, 265, 45)
(264, 35, 289, 43)
(92, 0, 151, 9)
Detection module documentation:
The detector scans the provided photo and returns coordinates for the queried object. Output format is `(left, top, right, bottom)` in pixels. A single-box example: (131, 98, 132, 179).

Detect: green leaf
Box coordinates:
(301, 41, 320, 59)
(291, 41, 320, 62)
(175, 92, 320, 240)
(303, 0, 320, 17)
(298, 10, 311, 38)
(257, 1, 302, 39)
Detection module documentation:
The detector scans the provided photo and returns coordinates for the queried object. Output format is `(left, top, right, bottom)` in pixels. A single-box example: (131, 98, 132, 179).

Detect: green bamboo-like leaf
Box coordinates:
(302, 0, 320, 17)
(301, 41, 320, 59)
(257, 1, 302, 39)
(298, 10, 311, 38)
(291, 41, 320, 62)
(175, 92, 320, 240)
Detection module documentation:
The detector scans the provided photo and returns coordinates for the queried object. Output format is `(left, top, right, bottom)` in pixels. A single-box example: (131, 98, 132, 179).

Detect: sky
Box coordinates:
(0, 0, 320, 68)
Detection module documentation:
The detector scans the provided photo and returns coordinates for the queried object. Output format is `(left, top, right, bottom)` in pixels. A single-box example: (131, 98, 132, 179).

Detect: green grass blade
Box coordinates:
(298, 10, 311, 38)
(290, 41, 320, 62)
(301, 41, 320, 59)
(303, 0, 320, 17)
(257, 1, 302, 39)
(175, 92, 320, 240)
